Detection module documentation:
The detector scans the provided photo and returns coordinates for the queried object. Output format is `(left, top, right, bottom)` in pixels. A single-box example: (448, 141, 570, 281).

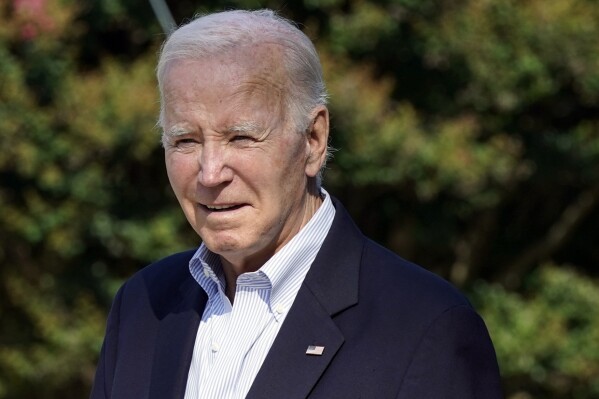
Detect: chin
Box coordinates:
(201, 233, 244, 255)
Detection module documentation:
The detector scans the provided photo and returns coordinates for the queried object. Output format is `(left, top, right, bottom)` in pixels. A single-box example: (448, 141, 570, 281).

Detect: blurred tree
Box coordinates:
(472, 265, 599, 399)
(0, 0, 196, 397)
(0, 0, 598, 398)
(317, 0, 599, 289)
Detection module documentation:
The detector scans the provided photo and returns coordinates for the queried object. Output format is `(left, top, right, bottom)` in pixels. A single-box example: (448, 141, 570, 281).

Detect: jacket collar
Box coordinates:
(149, 267, 207, 399)
(246, 197, 364, 399)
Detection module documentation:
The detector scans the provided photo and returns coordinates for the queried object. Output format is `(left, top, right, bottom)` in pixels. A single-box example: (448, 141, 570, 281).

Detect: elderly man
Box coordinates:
(91, 9, 502, 399)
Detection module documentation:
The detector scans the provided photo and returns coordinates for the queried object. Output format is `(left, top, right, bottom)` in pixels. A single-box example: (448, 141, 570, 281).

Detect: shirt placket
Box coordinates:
(206, 275, 273, 398)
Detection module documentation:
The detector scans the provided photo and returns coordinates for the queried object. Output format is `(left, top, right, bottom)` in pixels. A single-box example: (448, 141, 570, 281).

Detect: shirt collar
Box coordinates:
(189, 189, 336, 319)
(260, 189, 334, 311)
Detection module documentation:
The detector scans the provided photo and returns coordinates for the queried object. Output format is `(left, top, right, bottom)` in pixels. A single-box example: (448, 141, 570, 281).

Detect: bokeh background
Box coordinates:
(1, 0, 599, 398)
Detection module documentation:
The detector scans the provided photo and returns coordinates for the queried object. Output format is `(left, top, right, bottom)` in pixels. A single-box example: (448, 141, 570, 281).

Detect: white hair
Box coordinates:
(157, 9, 328, 131)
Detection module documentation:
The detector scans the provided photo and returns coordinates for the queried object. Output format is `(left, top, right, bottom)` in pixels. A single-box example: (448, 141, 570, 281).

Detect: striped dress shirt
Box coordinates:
(183, 190, 336, 399)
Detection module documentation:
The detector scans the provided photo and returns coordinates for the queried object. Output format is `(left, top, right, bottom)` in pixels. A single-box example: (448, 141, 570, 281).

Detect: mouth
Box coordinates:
(200, 203, 246, 212)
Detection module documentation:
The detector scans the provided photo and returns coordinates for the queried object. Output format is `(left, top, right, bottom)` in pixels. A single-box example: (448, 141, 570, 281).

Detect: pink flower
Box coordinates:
(13, 0, 55, 40)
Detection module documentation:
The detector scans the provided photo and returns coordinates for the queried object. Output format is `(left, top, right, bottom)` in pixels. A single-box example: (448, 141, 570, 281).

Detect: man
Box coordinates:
(91, 9, 502, 399)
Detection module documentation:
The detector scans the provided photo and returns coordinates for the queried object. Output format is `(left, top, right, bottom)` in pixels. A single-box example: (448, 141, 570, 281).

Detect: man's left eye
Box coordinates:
(231, 135, 253, 142)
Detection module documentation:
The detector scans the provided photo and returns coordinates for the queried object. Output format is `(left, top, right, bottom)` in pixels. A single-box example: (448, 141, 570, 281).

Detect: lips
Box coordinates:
(200, 203, 246, 212)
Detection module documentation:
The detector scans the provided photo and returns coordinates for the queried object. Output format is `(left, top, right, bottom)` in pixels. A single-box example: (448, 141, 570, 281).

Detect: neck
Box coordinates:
(220, 189, 323, 302)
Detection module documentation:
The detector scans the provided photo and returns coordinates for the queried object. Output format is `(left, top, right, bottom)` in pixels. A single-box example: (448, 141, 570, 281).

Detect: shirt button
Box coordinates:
(274, 304, 286, 315)
(203, 269, 210, 278)
(211, 342, 220, 352)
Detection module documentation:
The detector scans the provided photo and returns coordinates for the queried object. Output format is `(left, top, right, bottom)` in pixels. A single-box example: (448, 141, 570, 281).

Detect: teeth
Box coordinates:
(206, 204, 235, 210)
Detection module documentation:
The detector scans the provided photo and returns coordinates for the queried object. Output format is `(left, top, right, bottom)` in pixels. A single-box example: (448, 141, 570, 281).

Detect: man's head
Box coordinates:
(157, 10, 331, 272)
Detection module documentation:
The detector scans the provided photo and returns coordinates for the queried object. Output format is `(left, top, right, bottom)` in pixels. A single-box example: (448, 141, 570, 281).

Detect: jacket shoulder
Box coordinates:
(117, 249, 198, 310)
(124, 249, 196, 285)
(360, 239, 470, 313)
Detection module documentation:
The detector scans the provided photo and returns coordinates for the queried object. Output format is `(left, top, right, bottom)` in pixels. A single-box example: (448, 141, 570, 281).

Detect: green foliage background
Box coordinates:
(1, 0, 598, 398)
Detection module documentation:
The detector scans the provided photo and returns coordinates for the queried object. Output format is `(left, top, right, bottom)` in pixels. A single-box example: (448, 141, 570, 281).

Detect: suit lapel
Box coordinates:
(246, 286, 344, 399)
(149, 275, 208, 399)
(247, 198, 364, 399)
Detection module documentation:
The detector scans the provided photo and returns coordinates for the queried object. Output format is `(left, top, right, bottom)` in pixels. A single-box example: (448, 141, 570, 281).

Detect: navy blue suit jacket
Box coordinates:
(91, 199, 503, 398)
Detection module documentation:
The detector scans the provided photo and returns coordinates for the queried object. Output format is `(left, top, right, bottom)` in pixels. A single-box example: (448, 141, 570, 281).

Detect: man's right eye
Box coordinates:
(175, 138, 198, 146)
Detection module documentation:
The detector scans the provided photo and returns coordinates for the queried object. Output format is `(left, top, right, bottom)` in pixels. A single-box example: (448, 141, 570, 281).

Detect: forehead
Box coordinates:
(161, 44, 289, 126)
(163, 44, 287, 97)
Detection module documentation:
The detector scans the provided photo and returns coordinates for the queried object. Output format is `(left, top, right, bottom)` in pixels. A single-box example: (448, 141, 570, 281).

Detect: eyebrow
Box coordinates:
(163, 121, 264, 139)
(164, 126, 192, 137)
(226, 121, 262, 134)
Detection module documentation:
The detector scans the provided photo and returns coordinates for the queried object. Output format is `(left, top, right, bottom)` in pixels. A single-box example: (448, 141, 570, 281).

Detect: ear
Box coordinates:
(305, 105, 330, 178)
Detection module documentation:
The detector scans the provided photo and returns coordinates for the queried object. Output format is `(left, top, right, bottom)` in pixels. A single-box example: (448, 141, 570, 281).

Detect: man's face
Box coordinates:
(162, 47, 324, 270)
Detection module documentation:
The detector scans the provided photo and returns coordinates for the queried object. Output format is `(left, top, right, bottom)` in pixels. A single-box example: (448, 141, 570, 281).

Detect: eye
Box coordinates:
(165, 137, 199, 151)
(175, 138, 199, 146)
(177, 138, 197, 144)
(230, 135, 254, 143)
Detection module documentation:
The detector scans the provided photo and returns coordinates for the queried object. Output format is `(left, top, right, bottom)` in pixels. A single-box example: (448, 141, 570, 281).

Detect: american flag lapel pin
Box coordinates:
(306, 345, 325, 356)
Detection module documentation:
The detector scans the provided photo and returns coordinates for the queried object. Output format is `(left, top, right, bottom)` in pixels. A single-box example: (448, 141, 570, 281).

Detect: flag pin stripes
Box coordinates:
(305, 345, 325, 356)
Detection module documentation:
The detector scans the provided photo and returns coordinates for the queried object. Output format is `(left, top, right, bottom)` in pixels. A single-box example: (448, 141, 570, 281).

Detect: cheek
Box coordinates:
(166, 154, 197, 194)
(277, 140, 309, 183)
(265, 137, 307, 174)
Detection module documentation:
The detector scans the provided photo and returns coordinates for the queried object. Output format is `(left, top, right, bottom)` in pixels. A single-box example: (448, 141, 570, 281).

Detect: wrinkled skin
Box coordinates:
(161, 45, 329, 297)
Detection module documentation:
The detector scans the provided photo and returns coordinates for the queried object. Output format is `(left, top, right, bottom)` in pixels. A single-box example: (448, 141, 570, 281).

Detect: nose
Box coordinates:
(197, 142, 233, 187)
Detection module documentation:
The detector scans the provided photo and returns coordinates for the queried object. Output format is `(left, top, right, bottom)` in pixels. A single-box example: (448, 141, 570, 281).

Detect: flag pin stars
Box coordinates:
(306, 345, 325, 356)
